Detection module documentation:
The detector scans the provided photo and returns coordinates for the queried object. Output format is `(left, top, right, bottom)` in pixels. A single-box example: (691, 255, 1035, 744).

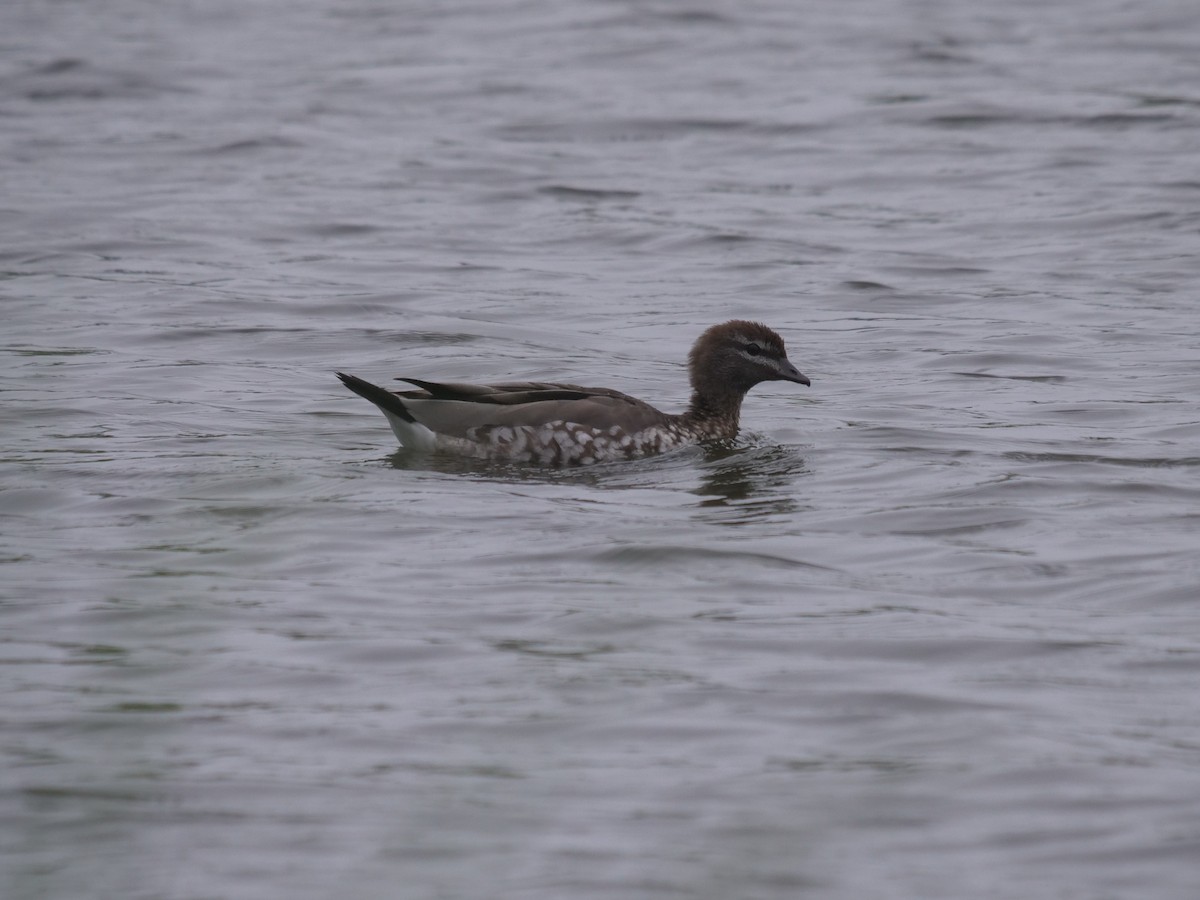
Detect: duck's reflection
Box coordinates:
(375, 438, 811, 515)
(692, 441, 810, 524)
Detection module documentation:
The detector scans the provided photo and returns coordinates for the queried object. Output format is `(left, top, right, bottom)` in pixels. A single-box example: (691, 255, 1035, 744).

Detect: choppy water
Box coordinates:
(4, 1, 1200, 898)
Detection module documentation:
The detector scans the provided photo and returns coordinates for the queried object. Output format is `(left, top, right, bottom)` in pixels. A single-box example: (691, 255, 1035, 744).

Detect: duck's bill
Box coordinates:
(776, 360, 811, 386)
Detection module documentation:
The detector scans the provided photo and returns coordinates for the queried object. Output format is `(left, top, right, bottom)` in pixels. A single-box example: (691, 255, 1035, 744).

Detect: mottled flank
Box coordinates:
(337, 320, 809, 466)
(447, 421, 698, 466)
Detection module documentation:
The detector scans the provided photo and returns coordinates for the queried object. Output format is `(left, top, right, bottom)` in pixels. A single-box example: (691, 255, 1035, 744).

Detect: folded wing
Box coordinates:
(393, 378, 670, 438)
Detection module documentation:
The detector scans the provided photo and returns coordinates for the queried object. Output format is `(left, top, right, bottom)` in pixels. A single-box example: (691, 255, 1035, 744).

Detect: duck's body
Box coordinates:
(337, 320, 809, 466)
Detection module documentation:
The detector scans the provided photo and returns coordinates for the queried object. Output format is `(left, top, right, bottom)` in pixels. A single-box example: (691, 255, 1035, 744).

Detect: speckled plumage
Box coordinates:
(337, 320, 809, 466)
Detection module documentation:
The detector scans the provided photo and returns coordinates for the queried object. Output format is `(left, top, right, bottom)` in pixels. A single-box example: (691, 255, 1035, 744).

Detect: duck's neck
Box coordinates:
(681, 389, 744, 439)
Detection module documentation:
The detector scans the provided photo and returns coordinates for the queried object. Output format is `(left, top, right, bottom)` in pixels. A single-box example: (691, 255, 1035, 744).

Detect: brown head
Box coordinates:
(688, 320, 809, 394)
(684, 320, 809, 431)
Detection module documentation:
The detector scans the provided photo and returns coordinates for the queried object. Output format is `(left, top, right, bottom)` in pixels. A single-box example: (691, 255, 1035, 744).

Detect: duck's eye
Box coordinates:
(744, 342, 762, 356)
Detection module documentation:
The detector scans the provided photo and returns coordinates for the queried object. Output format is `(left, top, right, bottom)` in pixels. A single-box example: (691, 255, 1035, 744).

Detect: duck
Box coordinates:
(337, 320, 809, 466)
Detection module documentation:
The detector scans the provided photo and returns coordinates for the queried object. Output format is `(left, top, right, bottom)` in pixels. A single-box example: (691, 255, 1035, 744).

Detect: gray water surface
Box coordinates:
(3, 1, 1200, 898)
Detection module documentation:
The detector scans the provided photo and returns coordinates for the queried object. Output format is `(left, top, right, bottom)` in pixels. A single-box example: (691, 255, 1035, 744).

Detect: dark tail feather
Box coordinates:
(336, 372, 415, 422)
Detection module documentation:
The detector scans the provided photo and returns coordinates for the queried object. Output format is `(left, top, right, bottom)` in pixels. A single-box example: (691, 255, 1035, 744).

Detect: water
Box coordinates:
(3, 1, 1200, 897)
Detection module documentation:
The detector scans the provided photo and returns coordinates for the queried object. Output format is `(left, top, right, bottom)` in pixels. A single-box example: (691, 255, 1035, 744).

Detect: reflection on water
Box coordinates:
(693, 442, 810, 522)
(379, 437, 814, 525)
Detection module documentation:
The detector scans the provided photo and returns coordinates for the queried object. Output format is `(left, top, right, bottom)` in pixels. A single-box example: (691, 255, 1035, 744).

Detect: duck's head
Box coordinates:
(688, 320, 810, 398)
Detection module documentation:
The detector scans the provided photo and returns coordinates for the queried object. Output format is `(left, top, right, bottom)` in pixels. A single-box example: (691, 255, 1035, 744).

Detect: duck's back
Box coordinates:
(396, 378, 675, 442)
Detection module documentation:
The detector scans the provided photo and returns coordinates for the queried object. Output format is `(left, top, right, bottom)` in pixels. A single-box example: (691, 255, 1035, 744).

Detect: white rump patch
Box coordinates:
(384, 411, 437, 451)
